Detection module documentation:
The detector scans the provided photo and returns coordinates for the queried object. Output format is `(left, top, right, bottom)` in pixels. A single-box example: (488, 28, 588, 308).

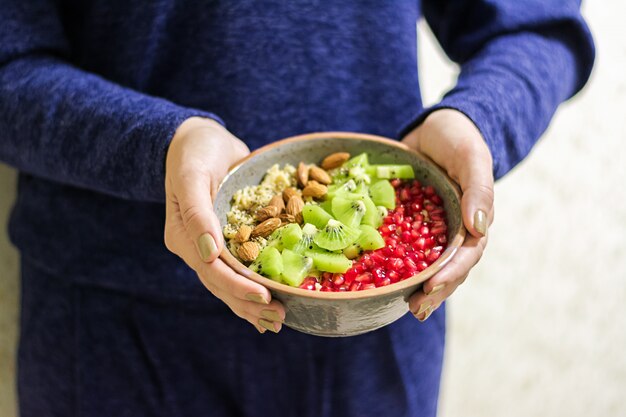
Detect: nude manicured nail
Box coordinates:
(473, 209, 487, 236)
(245, 293, 269, 304)
(255, 325, 266, 334)
(428, 284, 445, 296)
(258, 318, 280, 333)
(418, 306, 435, 322)
(197, 233, 218, 262)
(416, 302, 432, 316)
(260, 309, 282, 322)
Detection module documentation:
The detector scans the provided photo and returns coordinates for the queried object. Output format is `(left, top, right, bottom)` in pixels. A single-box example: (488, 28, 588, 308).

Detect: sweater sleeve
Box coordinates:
(0, 1, 222, 202)
(401, 0, 595, 179)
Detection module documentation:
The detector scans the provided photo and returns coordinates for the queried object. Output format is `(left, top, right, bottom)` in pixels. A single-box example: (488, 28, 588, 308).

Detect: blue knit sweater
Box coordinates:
(0, 0, 593, 297)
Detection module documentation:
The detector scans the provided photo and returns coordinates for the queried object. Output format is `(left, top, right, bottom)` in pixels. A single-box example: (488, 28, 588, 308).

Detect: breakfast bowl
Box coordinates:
(215, 132, 465, 337)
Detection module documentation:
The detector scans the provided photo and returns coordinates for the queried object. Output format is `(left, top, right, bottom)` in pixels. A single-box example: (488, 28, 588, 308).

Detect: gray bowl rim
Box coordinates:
(217, 131, 466, 300)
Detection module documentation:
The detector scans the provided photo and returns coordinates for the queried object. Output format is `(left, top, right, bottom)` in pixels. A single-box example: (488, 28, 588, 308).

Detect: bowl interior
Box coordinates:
(214, 132, 464, 300)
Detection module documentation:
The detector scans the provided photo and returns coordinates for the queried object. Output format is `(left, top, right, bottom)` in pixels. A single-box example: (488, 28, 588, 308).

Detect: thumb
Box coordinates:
(459, 152, 494, 239)
(177, 174, 224, 263)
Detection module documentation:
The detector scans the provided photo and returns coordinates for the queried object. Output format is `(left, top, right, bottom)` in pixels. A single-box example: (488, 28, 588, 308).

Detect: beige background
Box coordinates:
(1, 2, 625, 416)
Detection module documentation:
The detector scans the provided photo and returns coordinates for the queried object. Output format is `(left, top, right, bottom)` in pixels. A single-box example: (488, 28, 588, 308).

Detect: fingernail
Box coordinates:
(197, 233, 218, 262)
(260, 309, 283, 322)
(255, 325, 266, 334)
(428, 284, 445, 296)
(245, 293, 270, 304)
(416, 302, 432, 316)
(258, 318, 281, 333)
(473, 210, 487, 236)
(418, 306, 435, 322)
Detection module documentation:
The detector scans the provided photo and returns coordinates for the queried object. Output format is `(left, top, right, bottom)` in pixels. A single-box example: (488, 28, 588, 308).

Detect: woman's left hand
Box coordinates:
(402, 109, 495, 321)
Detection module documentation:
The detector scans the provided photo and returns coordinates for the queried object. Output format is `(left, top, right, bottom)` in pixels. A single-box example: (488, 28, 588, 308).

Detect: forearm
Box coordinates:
(0, 55, 221, 201)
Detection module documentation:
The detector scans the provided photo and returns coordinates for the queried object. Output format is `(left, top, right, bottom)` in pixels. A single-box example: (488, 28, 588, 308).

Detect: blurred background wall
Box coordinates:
(1, 2, 624, 416)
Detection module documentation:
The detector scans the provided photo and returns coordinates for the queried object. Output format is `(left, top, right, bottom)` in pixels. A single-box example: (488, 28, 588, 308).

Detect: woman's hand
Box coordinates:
(402, 109, 494, 321)
(164, 117, 285, 334)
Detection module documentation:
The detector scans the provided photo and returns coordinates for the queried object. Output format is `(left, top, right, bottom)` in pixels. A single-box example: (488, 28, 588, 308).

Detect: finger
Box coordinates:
(408, 234, 487, 318)
(197, 258, 274, 305)
(458, 148, 495, 239)
(197, 261, 286, 333)
(173, 173, 224, 263)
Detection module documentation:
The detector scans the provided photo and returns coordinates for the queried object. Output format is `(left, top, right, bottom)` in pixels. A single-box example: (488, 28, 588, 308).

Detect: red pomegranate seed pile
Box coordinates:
(299, 179, 448, 292)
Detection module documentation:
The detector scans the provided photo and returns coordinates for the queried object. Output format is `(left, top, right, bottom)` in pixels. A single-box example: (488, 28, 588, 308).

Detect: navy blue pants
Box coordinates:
(18, 259, 445, 417)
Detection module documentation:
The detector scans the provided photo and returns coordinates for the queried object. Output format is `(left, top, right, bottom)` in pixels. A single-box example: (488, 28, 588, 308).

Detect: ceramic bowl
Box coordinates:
(215, 132, 465, 337)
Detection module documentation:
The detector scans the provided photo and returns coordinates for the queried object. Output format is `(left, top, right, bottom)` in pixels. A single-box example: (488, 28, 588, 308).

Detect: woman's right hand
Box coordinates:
(164, 117, 285, 334)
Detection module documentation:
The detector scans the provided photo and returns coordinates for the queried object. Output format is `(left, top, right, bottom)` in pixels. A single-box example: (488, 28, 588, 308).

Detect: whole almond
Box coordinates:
(302, 181, 327, 199)
(237, 241, 260, 262)
(308, 165, 332, 185)
(297, 162, 309, 187)
(321, 152, 350, 170)
(286, 195, 305, 217)
(255, 205, 280, 221)
(279, 213, 296, 224)
(268, 194, 285, 212)
(282, 187, 300, 203)
(251, 217, 281, 238)
(234, 224, 252, 243)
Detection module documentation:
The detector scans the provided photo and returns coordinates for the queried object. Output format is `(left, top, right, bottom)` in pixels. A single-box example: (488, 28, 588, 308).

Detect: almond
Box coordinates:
(297, 162, 309, 187)
(268, 194, 285, 212)
(308, 165, 332, 185)
(234, 224, 252, 243)
(279, 213, 296, 224)
(321, 152, 350, 170)
(250, 217, 281, 238)
(255, 205, 280, 221)
(237, 241, 259, 262)
(282, 187, 300, 203)
(286, 195, 305, 217)
(302, 181, 327, 199)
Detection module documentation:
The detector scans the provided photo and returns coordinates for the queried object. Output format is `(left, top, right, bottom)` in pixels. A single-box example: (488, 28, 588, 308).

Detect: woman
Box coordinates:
(0, 1, 593, 416)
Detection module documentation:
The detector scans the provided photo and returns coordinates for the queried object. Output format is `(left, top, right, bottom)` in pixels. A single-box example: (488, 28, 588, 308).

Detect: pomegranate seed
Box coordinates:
(320, 286, 333, 292)
(431, 194, 443, 205)
(349, 282, 362, 291)
(418, 225, 430, 236)
(394, 245, 406, 258)
(387, 258, 404, 271)
(362, 283, 376, 290)
(404, 257, 418, 273)
(388, 270, 400, 282)
(375, 277, 391, 287)
(416, 260, 428, 271)
(414, 237, 427, 251)
(424, 185, 435, 196)
(390, 179, 401, 188)
(437, 234, 447, 245)
(332, 274, 345, 286)
(355, 273, 373, 283)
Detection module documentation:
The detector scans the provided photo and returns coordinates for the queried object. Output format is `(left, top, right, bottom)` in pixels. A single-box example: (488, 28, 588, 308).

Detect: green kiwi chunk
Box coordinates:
(302, 204, 335, 229)
(331, 197, 366, 229)
(369, 180, 396, 209)
(313, 219, 361, 251)
(250, 246, 283, 279)
(281, 249, 313, 287)
(280, 223, 303, 250)
(305, 249, 353, 273)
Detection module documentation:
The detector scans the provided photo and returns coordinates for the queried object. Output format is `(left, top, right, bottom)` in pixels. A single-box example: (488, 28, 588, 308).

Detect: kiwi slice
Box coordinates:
(366, 164, 415, 179)
(305, 249, 353, 273)
(327, 179, 357, 199)
(319, 199, 334, 215)
(250, 246, 283, 279)
(281, 249, 313, 287)
(302, 204, 334, 229)
(280, 223, 303, 250)
(342, 244, 362, 260)
(369, 180, 396, 209)
(266, 227, 284, 251)
(356, 224, 385, 250)
(292, 223, 319, 253)
(344, 153, 369, 169)
(314, 219, 361, 251)
(331, 197, 366, 228)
